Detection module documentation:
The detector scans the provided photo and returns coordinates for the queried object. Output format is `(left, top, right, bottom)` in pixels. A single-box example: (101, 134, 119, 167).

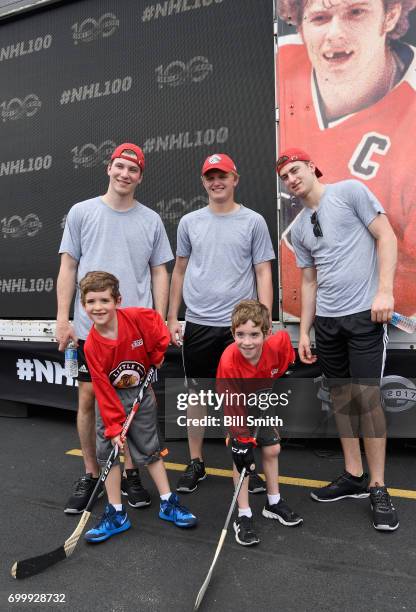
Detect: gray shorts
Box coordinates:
(96, 386, 167, 467)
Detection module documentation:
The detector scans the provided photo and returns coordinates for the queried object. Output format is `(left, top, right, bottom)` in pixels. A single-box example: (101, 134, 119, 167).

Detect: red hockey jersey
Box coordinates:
(216, 331, 295, 437)
(84, 307, 170, 438)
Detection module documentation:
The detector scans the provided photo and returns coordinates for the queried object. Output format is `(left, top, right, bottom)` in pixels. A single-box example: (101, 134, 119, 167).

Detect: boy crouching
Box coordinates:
(217, 300, 302, 546)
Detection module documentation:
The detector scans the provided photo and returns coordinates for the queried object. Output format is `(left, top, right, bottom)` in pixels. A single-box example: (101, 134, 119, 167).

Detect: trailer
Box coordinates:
(0, 0, 415, 435)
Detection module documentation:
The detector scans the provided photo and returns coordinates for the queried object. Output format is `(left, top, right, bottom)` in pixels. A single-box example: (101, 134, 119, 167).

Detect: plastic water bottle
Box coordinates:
(65, 341, 78, 377)
(390, 312, 416, 334)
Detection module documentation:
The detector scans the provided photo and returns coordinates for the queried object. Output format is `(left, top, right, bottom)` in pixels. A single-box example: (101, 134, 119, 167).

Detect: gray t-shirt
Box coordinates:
(177, 205, 275, 326)
(291, 180, 384, 317)
(59, 197, 173, 338)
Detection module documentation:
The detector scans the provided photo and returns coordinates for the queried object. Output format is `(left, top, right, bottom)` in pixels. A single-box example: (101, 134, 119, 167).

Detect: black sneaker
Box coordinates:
(310, 471, 370, 502)
(176, 459, 206, 493)
(262, 499, 303, 526)
(233, 516, 260, 546)
(369, 484, 399, 531)
(121, 469, 151, 508)
(64, 473, 103, 514)
(248, 472, 266, 494)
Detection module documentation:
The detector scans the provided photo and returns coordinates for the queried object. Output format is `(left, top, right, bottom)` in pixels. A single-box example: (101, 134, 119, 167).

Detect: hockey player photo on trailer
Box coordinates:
(276, 0, 416, 318)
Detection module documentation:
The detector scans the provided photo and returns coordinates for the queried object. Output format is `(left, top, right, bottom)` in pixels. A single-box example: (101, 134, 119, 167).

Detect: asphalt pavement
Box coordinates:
(1, 407, 416, 612)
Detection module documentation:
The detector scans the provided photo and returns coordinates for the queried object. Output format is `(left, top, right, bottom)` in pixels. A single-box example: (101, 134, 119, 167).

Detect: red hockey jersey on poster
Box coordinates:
(277, 36, 416, 317)
(84, 307, 170, 438)
(216, 331, 295, 438)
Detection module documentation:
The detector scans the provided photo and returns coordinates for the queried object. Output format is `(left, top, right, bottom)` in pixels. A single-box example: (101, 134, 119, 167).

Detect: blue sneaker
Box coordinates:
(85, 504, 131, 543)
(159, 493, 197, 528)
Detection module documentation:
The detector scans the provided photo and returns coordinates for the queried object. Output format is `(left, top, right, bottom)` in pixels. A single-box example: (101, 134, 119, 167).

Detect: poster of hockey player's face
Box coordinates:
(277, 0, 416, 319)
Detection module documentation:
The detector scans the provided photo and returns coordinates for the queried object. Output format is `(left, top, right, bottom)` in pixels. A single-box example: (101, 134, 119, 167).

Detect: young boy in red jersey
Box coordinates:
(80, 271, 197, 542)
(217, 300, 302, 546)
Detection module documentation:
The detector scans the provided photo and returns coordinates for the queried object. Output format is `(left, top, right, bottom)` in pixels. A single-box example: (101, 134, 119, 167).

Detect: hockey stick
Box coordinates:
(194, 408, 266, 611)
(193, 464, 249, 611)
(11, 365, 156, 580)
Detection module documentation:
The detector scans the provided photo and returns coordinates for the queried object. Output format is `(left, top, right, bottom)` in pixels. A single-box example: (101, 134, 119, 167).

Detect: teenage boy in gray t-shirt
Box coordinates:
(57, 143, 173, 514)
(277, 147, 399, 532)
(167, 153, 275, 493)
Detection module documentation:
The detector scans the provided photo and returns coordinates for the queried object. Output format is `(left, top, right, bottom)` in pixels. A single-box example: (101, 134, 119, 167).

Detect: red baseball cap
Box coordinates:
(201, 153, 238, 176)
(111, 143, 145, 170)
(276, 148, 322, 178)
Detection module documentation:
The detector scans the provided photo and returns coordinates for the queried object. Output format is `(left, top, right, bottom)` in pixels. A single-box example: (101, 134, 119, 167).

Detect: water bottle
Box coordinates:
(65, 340, 78, 377)
(390, 312, 416, 334)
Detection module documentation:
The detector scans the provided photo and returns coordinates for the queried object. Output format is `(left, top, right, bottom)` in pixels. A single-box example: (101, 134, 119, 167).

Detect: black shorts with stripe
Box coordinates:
(314, 309, 388, 384)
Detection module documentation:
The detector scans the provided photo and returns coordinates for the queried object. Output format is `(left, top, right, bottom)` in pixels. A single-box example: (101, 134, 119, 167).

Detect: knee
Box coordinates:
(263, 443, 280, 459)
(78, 381, 95, 412)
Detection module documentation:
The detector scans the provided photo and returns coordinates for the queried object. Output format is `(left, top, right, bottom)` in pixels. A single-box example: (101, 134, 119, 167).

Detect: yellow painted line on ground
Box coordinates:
(65, 449, 416, 500)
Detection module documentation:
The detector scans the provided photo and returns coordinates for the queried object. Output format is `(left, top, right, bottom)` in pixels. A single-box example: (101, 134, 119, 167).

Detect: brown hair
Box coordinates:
(277, 0, 416, 40)
(79, 271, 121, 305)
(231, 300, 271, 336)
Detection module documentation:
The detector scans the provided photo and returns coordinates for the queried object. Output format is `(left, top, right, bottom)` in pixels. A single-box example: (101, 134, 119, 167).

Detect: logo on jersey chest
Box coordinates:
(349, 132, 390, 180)
(109, 361, 145, 389)
(131, 338, 143, 349)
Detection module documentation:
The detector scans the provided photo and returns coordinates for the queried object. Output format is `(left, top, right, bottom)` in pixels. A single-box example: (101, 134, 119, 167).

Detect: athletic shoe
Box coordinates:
(64, 473, 104, 514)
(121, 469, 151, 508)
(248, 472, 267, 494)
(176, 459, 206, 493)
(84, 504, 131, 543)
(369, 484, 399, 531)
(233, 516, 260, 546)
(262, 499, 303, 526)
(159, 493, 198, 527)
(310, 471, 370, 502)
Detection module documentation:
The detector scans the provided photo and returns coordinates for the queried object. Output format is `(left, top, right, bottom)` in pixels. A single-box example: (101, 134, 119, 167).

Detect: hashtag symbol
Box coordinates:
(142, 138, 155, 153)
(16, 359, 34, 381)
(142, 5, 154, 21)
(60, 90, 71, 105)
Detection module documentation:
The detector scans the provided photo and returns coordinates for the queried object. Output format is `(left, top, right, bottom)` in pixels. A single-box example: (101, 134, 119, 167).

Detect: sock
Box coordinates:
(238, 507, 252, 518)
(267, 493, 281, 506)
(113, 504, 123, 511)
(349, 473, 365, 481)
(160, 492, 171, 501)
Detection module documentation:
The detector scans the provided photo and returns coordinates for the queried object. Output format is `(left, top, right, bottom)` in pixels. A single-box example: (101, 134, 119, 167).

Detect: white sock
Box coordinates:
(113, 504, 123, 511)
(160, 492, 171, 501)
(238, 507, 252, 518)
(267, 493, 281, 506)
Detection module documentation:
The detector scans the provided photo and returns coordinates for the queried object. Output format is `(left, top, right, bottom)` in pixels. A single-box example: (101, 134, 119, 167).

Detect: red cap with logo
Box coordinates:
(201, 153, 238, 176)
(276, 147, 322, 178)
(111, 143, 145, 171)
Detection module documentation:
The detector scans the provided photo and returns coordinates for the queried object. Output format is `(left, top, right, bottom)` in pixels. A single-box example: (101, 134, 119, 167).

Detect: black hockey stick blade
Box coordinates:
(11, 547, 67, 580)
(11, 510, 91, 579)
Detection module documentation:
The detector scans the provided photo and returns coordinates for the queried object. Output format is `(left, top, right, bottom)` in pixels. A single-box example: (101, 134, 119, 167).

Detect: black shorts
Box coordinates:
(77, 339, 92, 383)
(182, 321, 233, 388)
(314, 310, 388, 384)
(255, 427, 280, 447)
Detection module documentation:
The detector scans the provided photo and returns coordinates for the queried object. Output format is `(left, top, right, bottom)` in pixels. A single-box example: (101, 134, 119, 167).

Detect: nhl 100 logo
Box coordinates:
(71, 141, 116, 169)
(156, 56, 213, 88)
(0, 94, 41, 122)
(1, 214, 42, 239)
(71, 13, 119, 44)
